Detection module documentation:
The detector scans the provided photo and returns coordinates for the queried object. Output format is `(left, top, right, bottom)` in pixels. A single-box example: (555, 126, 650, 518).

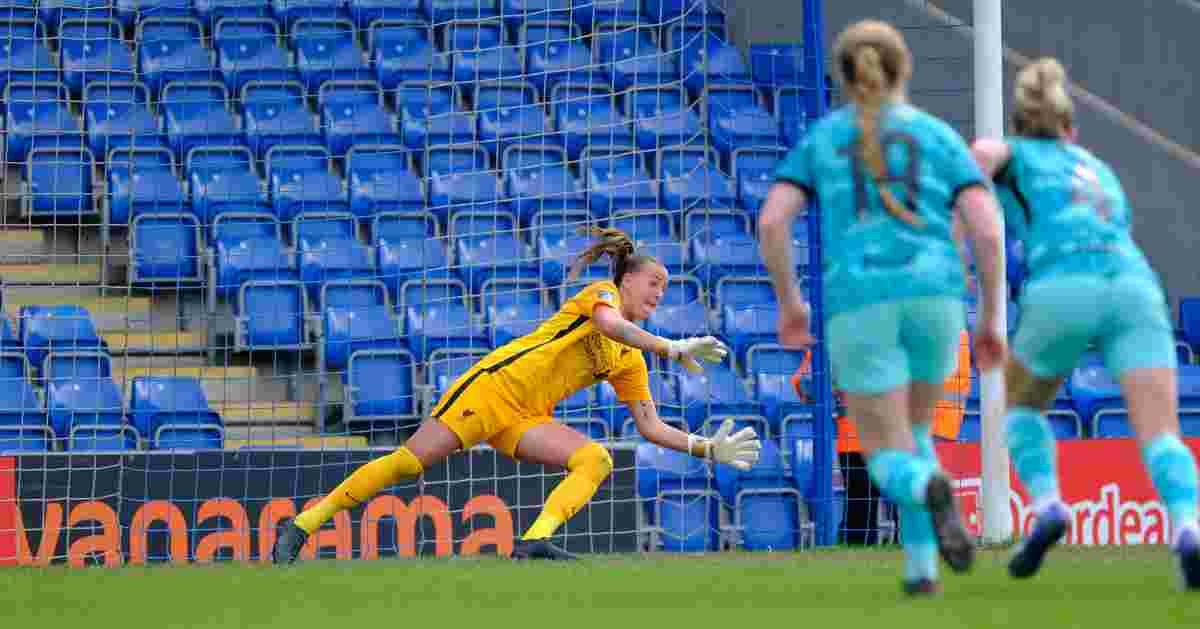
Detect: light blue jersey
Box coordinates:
(995, 137, 1155, 282)
(775, 103, 985, 319)
(998, 137, 1174, 378)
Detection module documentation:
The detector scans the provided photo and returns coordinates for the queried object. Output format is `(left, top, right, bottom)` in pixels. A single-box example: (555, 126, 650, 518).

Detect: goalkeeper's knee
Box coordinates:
(568, 441, 613, 485)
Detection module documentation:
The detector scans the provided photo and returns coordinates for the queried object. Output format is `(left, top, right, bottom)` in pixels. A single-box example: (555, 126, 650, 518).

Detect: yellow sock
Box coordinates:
(294, 446, 424, 534)
(522, 442, 613, 541)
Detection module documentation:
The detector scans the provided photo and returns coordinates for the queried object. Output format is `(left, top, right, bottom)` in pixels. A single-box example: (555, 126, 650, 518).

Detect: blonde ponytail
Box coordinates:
(568, 227, 657, 285)
(852, 46, 923, 228)
(1013, 58, 1073, 138)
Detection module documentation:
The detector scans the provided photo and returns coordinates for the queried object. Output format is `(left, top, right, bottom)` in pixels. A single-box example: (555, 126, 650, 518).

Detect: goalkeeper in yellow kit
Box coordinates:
(273, 228, 762, 562)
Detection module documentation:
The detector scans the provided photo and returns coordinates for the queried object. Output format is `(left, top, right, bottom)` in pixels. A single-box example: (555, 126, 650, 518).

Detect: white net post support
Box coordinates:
(973, 0, 1012, 545)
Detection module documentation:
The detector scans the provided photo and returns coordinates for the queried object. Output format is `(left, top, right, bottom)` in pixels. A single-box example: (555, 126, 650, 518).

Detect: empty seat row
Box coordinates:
(0, 350, 223, 452)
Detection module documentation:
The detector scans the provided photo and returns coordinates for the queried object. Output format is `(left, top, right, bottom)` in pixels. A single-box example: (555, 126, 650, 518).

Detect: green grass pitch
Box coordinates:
(5, 547, 1199, 627)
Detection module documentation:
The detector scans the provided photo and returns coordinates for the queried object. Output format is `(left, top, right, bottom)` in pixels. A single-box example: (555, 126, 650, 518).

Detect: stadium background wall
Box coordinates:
(0, 450, 638, 566)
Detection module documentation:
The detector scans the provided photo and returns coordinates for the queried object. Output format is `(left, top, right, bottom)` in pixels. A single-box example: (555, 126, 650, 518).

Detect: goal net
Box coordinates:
(0, 0, 832, 565)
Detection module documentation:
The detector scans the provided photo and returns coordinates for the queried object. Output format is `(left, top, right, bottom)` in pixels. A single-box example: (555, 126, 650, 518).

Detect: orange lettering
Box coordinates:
(194, 499, 251, 563)
(257, 498, 297, 563)
(129, 500, 188, 565)
(68, 501, 122, 568)
(7, 501, 64, 566)
(300, 497, 352, 560)
(460, 495, 513, 557)
(360, 495, 452, 559)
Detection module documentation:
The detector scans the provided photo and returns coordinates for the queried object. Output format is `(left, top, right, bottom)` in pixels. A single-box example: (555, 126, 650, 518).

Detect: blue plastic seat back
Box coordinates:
(370, 21, 450, 86)
(734, 147, 787, 179)
(324, 280, 390, 311)
(131, 214, 202, 281)
(212, 212, 279, 245)
(553, 85, 620, 128)
(58, 18, 133, 80)
(684, 209, 751, 241)
(22, 306, 104, 370)
(661, 275, 702, 307)
(427, 348, 486, 399)
(396, 81, 460, 117)
(322, 304, 403, 371)
(1180, 365, 1200, 408)
(161, 81, 232, 125)
(749, 345, 805, 376)
(46, 377, 125, 439)
(594, 23, 656, 65)
(25, 147, 96, 216)
(441, 19, 505, 53)
(450, 210, 518, 241)
(41, 351, 112, 384)
(153, 425, 223, 450)
(348, 349, 417, 418)
(1069, 364, 1123, 423)
(749, 43, 805, 86)
(1181, 298, 1200, 348)
(424, 145, 489, 176)
(626, 86, 686, 118)
(401, 279, 466, 311)
(475, 81, 538, 111)
(129, 376, 220, 439)
(676, 363, 759, 430)
(240, 281, 306, 346)
(83, 82, 156, 145)
(716, 276, 773, 309)
(373, 211, 436, 244)
(291, 18, 363, 64)
(658, 145, 717, 178)
(294, 212, 357, 249)
(610, 211, 673, 243)
(269, 144, 331, 180)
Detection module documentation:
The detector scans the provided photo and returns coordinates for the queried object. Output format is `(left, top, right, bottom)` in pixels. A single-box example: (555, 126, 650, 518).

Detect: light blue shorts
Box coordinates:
(1013, 272, 1176, 379)
(827, 296, 964, 395)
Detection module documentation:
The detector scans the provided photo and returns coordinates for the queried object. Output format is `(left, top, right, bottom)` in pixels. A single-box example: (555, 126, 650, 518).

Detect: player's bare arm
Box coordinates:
(625, 399, 761, 471)
(592, 301, 729, 374)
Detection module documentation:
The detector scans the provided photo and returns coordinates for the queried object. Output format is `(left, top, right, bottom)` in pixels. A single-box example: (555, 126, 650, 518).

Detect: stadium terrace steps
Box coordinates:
(213, 401, 319, 426)
(3, 287, 155, 331)
(0, 228, 46, 258)
(223, 425, 367, 450)
(0, 261, 104, 284)
(103, 329, 207, 354)
(111, 365, 272, 403)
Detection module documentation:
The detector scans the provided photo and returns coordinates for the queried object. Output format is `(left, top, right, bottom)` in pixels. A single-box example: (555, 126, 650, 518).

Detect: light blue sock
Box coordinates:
(1142, 433, 1199, 533)
(867, 449, 937, 509)
(902, 422, 939, 581)
(1005, 407, 1061, 505)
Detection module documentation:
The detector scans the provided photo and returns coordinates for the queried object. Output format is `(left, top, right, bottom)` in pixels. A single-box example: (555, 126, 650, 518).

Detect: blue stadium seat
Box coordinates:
(161, 81, 243, 162)
(235, 279, 308, 349)
(291, 18, 372, 92)
(4, 81, 83, 164)
(136, 18, 218, 97)
(675, 361, 762, 432)
(43, 351, 129, 449)
(292, 211, 375, 302)
(571, 0, 639, 30)
(502, 0, 571, 34)
(775, 86, 814, 147)
(372, 211, 451, 300)
(441, 19, 522, 85)
(271, 0, 346, 29)
(427, 347, 488, 404)
(348, 145, 424, 217)
(129, 213, 204, 284)
(601, 372, 684, 437)
(624, 85, 704, 151)
(105, 147, 187, 226)
(686, 208, 765, 289)
(318, 80, 401, 156)
(370, 20, 451, 88)
(36, 0, 110, 33)
(23, 147, 97, 217)
(644, 0, 725, 28)
(116, 0, 192, 33)
(241, 80, 323, 160)
(530, 208, 599, 287)
(451, 210, 539, 293)
(351, 0, 423, 30)
(593, 22, 674, 90)
(609, 210, 686, 273)
(635, 442, 721, 551)
(187, 145, 268, 223)
(58, 19, 135, 97)
(502, 143, 586, 225)
(346, 348, 419, 423)
(780, 413, 816, 491)
(565, 416, 610, 441)
(551, 83, 634, 160)
(0, 0, 37, 20)
(475, 80, 551, 160)
(1180, 297, 1200, 353)
(519, 20, 595, 97)
(424, 145, 507, 224)
(668, 24, 751, 94)
(0, 352, 45, 434)
(83, 82, 165, 157)
(0, 317, 17, 349)
(196, 0, 272, 28)
(209, 212, 297, 300)
(1070, 363, 1124, 436)
(128, 376, 222, 450)
(215, 18, 299, 94)
(646, 274, 711, 340)
(733, 146, 787, 214)
(717, 276, 778, 362)
(402, 279, 488, 360)
(397, 81, 477, 149)
(715, 439, 809, 550)
(267, 144, 348, 221)
(705, 84, 780, 158)
(749, 43, 806, 87)
(483, 278, 549, 347)
(747, 343, 809, 433)
(320, 279, 405, 371)
(658, 145, 736, 213)
(0, 20, 57, 93)
(581, 145, 656, 218)
(425, 0, 500, 22)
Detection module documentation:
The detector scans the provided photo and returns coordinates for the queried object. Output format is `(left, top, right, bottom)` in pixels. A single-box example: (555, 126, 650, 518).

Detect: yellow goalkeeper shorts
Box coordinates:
(430, 367, 552, 458)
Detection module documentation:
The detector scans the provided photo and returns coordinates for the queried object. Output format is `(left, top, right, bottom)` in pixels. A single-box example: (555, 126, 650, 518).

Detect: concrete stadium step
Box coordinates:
(213, 401, 319, 427)
(0, 228, 46, 258)
(0, 260, 103, 285)
(222, 425, 367, 450)
(110, 365, 284, 403)
(103, 330, 207, 354)
(2, 286, 158, 331)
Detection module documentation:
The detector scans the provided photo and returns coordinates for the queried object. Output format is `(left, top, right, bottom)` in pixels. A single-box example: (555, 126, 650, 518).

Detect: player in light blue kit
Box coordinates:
(972, 58, 1200, 589)
(757, 20, 1007, 595)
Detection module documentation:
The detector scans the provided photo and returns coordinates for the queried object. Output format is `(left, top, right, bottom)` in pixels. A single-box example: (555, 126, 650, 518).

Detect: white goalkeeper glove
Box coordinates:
(664, 336, 729, 373)
(689, 419, 762, 471)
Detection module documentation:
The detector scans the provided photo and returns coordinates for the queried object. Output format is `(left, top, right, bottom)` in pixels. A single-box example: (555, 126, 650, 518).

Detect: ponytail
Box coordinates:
(852, 46, 923, 228)
(1013, 58, 1073, 138)
(568, 227, 657, 285)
